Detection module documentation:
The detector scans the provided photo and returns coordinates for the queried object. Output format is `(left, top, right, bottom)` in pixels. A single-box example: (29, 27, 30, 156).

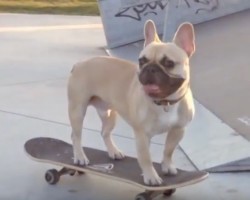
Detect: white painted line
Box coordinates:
(238, 116, 250, 127)
(0, 24, 103, 32)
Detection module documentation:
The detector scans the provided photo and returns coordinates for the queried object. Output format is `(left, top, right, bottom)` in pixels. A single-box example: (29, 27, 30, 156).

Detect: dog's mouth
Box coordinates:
(138, 62, 186, 99)
(143, 84, 161, 97)
(141, 76, 185, 99)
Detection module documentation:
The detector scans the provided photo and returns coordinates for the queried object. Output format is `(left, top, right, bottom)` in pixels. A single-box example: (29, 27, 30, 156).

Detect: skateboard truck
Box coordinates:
(45, 163, 114, 185)
(135, 189, 176, 200)
(45, 167, 84, 185)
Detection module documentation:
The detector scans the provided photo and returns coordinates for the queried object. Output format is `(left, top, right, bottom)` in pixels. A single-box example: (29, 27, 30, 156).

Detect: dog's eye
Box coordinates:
(138, 56, 149, 67)
(160, 57, 175, 69)
(166, 60, 175, 68)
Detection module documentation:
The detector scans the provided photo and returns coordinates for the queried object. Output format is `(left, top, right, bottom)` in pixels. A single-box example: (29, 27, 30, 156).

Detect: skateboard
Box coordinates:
(24, 137, 208, 200)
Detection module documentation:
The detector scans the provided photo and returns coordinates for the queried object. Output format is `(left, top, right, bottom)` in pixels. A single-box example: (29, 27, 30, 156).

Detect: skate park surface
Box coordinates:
(0, 12, 249, 200)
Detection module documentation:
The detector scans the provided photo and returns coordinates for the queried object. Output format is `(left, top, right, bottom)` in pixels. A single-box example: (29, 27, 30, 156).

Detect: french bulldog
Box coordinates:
(67, 20, 195, 185)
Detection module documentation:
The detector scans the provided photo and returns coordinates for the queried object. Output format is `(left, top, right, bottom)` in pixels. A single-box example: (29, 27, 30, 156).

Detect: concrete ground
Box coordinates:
(0, 13, 249, 200)
(191, 10, 250, 141)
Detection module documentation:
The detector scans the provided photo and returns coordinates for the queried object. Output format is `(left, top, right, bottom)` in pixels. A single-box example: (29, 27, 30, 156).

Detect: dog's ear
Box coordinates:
(144, 20, 161, 47)
(173, 23, 195, 57)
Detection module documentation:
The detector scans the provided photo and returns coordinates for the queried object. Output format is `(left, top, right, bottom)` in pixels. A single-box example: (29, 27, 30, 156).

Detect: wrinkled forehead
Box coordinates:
(139, 43, 187, 63)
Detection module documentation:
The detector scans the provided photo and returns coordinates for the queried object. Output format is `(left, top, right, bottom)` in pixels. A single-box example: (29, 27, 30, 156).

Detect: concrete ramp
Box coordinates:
(107, 43, 250, 172)
(163, 0, 250, 41)
(105, 10, 250, 172)
(107, 51, 250, 172)
(184, 101, 250, 172)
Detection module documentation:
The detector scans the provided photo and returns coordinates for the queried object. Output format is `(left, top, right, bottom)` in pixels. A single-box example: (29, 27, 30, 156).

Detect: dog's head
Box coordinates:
(138, 20, 195, 99)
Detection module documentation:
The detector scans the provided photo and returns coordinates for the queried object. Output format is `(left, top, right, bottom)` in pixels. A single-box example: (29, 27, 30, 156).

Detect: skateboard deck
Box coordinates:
(24, 137, 208, 198)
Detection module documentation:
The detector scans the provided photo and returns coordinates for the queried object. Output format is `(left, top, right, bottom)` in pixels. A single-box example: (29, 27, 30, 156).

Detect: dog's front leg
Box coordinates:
(162, 127, 184, 175)
(134, 132, 162, 185)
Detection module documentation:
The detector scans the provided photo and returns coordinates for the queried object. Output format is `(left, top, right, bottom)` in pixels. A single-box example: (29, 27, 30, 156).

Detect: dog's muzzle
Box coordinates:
(138, 65, 185, 98)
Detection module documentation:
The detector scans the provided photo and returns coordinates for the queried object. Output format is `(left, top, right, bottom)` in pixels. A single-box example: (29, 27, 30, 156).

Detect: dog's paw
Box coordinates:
(108, 147, 125, 160)
(73, 156, 89, 166)
(73, 152, 89, 166)
(161, 162, 178, 175)
(143, 168, 162, 186)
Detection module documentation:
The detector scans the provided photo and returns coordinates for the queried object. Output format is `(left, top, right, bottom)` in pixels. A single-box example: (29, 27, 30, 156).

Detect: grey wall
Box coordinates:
(98, 0, 168, 48)
(164, 0, 250, 41)
(98, 0, 250, 48)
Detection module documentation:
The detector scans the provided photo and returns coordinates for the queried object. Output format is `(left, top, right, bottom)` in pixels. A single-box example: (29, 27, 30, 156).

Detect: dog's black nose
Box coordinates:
(147, 67, 156, 73)
(145, 64, 159, 74)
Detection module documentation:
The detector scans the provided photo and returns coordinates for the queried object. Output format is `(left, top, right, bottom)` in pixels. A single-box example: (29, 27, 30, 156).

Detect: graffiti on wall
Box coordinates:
(115, 0, 220, 21)
(115, 0, 168, 21)
(179, 0, 219, 14)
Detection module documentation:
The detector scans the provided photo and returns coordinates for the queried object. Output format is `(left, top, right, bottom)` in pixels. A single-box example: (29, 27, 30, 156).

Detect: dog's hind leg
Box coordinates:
(99, 109, 125, 159)
(68, 94, 89, 165)
(91, 97, 125, 159)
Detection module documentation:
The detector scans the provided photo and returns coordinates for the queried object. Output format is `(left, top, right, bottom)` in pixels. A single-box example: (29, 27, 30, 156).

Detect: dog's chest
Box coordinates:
(140, 104, 179, 136)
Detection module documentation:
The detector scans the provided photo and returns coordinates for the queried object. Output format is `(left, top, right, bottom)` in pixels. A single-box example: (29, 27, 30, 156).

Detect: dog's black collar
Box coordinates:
(153, 83, 189, 107)
(153, 93, 185, 106)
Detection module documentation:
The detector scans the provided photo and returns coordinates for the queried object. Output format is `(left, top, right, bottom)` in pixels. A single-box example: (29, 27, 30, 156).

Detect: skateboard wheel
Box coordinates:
(163, 189, 176, 196)
(135, 193, 150, 200)
(45, 169, 60, 185)
(68, 169, 76, 176)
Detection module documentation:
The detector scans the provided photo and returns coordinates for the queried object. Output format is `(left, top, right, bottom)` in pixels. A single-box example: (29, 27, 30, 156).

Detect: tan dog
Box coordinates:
(67, 20, 195, 185)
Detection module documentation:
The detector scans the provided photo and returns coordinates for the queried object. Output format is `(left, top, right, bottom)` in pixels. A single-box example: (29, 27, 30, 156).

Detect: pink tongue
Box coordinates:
(143, 84, 160, 94)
